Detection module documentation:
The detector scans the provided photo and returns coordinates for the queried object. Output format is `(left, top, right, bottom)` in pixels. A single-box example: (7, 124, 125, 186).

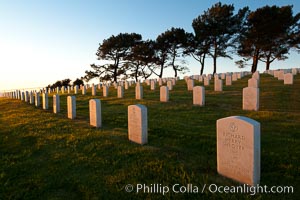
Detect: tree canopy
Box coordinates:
(84, 33, 142, 82)
(237, 5, 300, 72)
(192, 2, 248, 74)
(84, 3, 300, 81)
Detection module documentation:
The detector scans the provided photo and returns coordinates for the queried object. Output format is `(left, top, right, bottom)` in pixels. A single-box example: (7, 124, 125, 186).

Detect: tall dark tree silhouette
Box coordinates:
(153, 27, 190, 78)
(184, 33, 210, 75)
(153, 33, 170, 78)
(237, 5, 300, 72)
(73, 78, 84, 86)
(192, 2, 248, 74)
(125, 40, 156, 81)
(61, 79, 71, 87)
(162, 27, 189, 77)
(84, 33, 142, 82)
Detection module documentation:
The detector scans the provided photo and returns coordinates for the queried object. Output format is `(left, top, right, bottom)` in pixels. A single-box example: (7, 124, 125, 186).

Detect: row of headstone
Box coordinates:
(2, 88, 263, 186)
(18, 92, 103, 128)
(265, 68, 300, 85)
(128, 103, 261, 186)
(185, 71, 254, 92)
(243, 71, 260, 111)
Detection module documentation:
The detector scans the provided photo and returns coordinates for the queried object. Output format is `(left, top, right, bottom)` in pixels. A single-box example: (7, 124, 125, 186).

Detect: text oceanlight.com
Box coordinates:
(124, 183, 294, 195)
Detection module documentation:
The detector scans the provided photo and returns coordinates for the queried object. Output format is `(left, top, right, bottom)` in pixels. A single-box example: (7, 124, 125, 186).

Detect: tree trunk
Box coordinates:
(173, 66, 177, 77)
(251, 49, 259, 73)
(159, 57, 165, 78)
(159, 64, 163, 78)
(171, 48, 177, 77)
(135, 70, 138, 82)
(114, 67, 117, 82)
(213, 41, 217, 75)
(200, 54, 205, 75)
(114, 59, 119, 82)
(265, 52, 271, 71)
(266, 61, 270, 71)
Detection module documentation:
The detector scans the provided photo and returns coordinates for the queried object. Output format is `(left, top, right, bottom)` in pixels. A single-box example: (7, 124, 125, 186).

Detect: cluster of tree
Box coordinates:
(84, 3, 300, 82)
(46, 78, 84, 90)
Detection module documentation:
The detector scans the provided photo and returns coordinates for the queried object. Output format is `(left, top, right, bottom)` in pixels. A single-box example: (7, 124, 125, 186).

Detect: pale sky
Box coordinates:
(1, 0, 299, 92)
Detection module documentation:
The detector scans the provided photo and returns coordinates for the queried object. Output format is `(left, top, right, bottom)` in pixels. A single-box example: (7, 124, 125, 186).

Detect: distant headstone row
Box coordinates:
(265, 68, 299, 84)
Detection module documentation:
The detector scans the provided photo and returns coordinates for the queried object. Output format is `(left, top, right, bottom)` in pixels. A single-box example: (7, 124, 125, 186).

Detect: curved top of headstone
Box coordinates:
(218, 116, 260, 126)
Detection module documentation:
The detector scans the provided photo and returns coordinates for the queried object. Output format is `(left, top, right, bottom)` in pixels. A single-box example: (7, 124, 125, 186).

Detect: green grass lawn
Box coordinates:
(0, 74, 299, 199)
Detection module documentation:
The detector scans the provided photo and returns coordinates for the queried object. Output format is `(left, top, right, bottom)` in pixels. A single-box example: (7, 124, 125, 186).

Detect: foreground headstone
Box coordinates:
(135, 86, 143, 100)
(160, 86, 169, 102)
(89, 99, 102, 128)
(67, 96, 76, 119)
(53, 94, 60, 113)
(193, 86, 205, 106)
(217, 116, 260, 185)
(128, 104, 148, 145)
(284, 73, 293, 85)
(243, 87, 259, 111)
(43, 93, 48, 109)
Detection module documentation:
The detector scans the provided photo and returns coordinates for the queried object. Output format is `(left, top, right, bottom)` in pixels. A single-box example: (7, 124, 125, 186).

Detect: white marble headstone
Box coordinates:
(187, 79, 194, 91)
(74, 85, 78, 94)
(248, 78, 259, 88)
(284, 73, 293, 85)
(53, 94, 60, 113)
(43, 93, 48, 109)
(243, 87, 259, 111)
(117, 86, 124, 98)
(217, 116, 260, 185)
(128, 104, 148, 145)
(35, 92, 40, 107)
(92, 86, 96, 96)
(150, 80, 155, 90)
(103, 85, 108, 97)
(214, 79, 223, 91)
(135, 86, 143, 100)
(226, 75, 232, 86)
(160, 86, 169, 102)
(89, 99, 102, 128)
(67, 96, 76, 119)
(193, 86, 205, 106)
(167, 81, 173, 90)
